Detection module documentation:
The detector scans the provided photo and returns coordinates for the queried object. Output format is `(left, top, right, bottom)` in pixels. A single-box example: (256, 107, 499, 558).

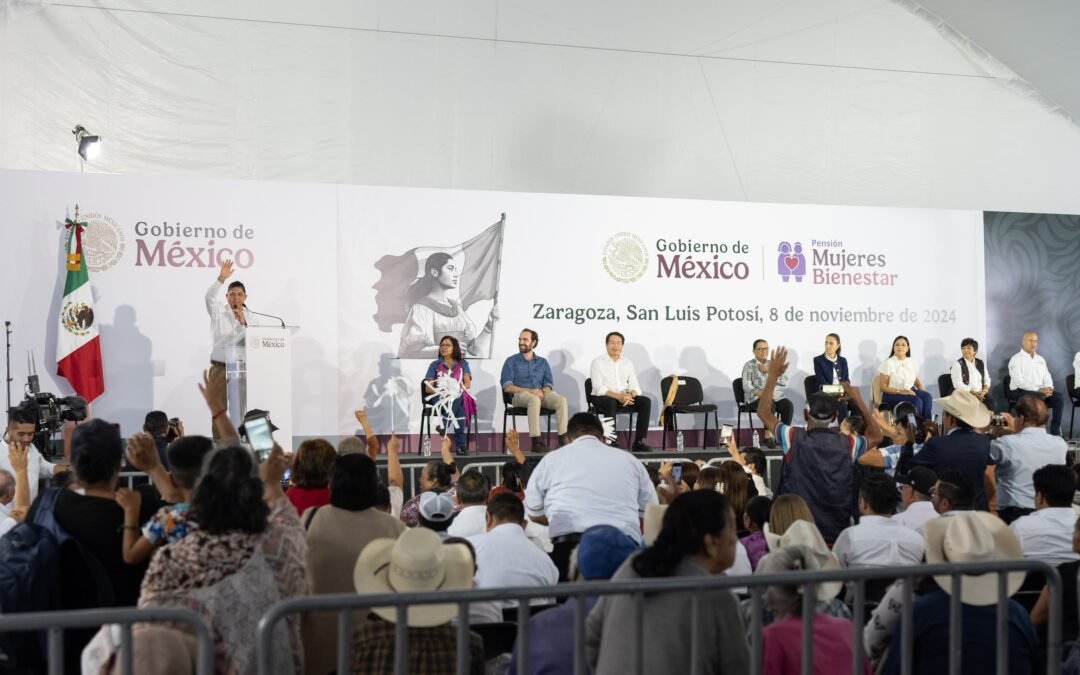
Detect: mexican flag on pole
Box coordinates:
(56, 210, 104, 403)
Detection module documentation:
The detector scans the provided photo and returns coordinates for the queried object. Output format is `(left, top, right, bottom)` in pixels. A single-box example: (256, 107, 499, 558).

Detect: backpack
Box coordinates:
(0, 488, 115, 672)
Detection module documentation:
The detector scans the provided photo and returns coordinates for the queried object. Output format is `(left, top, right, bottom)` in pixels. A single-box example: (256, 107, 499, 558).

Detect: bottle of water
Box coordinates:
(676, 431, 684, 452)
(752, 431, 760, 448)
(421, 435, 431, 457)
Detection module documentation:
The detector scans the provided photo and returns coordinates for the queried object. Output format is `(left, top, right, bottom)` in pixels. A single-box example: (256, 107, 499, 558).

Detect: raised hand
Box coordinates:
(388, 433, 401, 456)
(198, 369, 226, 412)
(7, 444, 28, 473)
(259, 444, 288, 486)
(126, 432, 162, 472)
(115, 487, 142, 514)
(217, 259, 234, 283)
(767, 346, 790, 379)
(506, 428, 520, 454)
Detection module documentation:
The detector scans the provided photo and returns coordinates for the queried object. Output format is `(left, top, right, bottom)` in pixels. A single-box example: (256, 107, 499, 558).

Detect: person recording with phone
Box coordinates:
(988, 397, 1067, 524)
(205, 259, 255, 438)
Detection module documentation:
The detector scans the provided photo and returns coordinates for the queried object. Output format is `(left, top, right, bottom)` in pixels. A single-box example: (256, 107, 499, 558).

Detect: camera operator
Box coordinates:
(0, 403, 70, 502)
(989, 397, 1068, 524)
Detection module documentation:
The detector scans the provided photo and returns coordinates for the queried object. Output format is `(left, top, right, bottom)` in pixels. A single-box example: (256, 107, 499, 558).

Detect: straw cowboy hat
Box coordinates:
(923, 511, 1024, 606)
(933, 388, 991, 428)
(762, 520, 843, 603)
(353, 528, 474, 627)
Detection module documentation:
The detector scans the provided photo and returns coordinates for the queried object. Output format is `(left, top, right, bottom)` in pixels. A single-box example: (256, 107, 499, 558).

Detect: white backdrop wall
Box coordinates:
(0, 169, 985, 440)
(2, 1, 1080, 215)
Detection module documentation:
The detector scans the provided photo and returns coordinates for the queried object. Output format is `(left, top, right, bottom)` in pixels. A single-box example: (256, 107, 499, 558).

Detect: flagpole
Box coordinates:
(487, 212, 506, 359)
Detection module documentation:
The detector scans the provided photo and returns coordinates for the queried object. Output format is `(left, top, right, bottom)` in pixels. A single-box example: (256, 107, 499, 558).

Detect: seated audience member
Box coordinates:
(723, 438, 773, 497)
(832, 473, 924, 568)
(441, 536, 501, 626)
(857, 412, 937, 477)
(931, 470, 975, 515)
(525, 412, 657, 581)
(400, 439, 460, 527)
(911, 388, 992, 511)
(950, 338, 994, 410)
(468, 492, 558, 607)
(840, 414, 865, 437)
(501, 328, 570, 452)
(589, 331, 653, 452)
(814, 332, 851, 421)
(741, 520, 851, 633)
(878, 335, 933, 419)
(138, 446, 307, 673)
(743, 339, 794, 443)
(1009, 464, 1080, 566)
(758, 544, 870, 675)
(586, 491, 749, 674)
(445, 470, 492, 537)
(644, 501, 753, 580)
(142, 410, 173, 469)
(990, 397, 1068, 524)
(881, 512, 1038, 675)
(0, 402, 68, 503)
(757, 346, 881, 544)
(508, 525, 638, 675)
(893, 467, 938, 534)
(767, 494, 816, 537)
(716, 460, 758, 536)
(741, 495, 772, 570)
(116, 435, 213, 565)
(336, 435, 366, 456)
(1008, 331, 1065, 436)
(303, 452, 405, 675)
(355, 410, 408, 518)
(418, 490, 457, 538)
(351, 529, 483, 675)
(286, 438, 336, 516)
(1029, 515, 1080, 647)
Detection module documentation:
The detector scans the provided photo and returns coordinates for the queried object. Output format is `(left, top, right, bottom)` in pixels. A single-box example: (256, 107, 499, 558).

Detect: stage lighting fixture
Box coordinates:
(72, 125, 102, 161)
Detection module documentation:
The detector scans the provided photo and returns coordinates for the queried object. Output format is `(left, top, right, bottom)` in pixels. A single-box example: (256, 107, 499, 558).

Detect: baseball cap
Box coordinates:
(575, 525, 640, 580)
(418, 491, 455, 523)
(897, 466, 937, 496)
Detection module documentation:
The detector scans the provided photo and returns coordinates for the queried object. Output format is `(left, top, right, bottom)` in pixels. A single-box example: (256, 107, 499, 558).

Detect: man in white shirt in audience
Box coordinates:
(469, 492, 559, 609)
(989, 397, 1067, 524)
(1009, 464, 1080, 566)
(0, 404, 67, 503)
(446, 470, 491, 537)
(525, 412, 658, 581)
(893, 466, 938, 535)
(832, 473, 924, 568)
(589, 332, 652, 452)
(949, 337, 993, 410)
(1007, 331, 1064, 436)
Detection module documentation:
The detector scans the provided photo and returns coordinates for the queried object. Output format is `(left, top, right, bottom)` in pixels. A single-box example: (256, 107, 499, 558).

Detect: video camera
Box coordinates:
(11, 392, 88, 456)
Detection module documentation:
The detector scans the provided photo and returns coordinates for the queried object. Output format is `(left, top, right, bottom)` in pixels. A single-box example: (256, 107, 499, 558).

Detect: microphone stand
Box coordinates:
(4, 321, 11, 411)
(243, 305, 286, 328)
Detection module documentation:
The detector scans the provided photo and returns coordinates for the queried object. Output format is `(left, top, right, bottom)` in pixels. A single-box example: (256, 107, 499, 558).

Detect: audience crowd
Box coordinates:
(0, 332, 1078, 675)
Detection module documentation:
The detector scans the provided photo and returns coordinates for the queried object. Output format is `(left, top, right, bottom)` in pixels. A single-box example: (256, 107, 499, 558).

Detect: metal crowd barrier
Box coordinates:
(0, 606, 214, 675)
(256, 559, 1062, 675)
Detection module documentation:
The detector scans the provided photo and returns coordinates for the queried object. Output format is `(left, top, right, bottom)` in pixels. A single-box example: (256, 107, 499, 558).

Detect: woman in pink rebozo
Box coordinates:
(423, 335, 476, 457)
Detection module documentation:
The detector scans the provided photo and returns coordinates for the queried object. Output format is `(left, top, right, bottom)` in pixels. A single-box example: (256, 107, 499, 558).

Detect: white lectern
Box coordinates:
(226, 325, 298, 451)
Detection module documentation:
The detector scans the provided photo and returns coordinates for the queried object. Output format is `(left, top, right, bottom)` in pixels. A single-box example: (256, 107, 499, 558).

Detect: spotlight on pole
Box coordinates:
(72, 125, 102, 162)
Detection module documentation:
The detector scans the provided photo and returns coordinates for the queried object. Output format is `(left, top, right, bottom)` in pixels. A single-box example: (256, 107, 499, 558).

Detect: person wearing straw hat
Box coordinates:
(741, 520, 852, 632)
(351, 528, 484, 675)
(757, 543, 870, 675)
(911, 388, 993, 511)
(879, 511, 1038, 675)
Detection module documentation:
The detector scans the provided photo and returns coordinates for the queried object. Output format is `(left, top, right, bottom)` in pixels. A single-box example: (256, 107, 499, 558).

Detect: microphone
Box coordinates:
(242, 304, 286, 328)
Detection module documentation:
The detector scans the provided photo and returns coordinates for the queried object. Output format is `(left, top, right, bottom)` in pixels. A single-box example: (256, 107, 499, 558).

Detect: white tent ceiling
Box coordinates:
(1, 0, 1079, 213)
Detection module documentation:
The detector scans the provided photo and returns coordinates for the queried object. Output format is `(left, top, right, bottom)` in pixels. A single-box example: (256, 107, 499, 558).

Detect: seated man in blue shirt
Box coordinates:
(500, 329, 569, 452)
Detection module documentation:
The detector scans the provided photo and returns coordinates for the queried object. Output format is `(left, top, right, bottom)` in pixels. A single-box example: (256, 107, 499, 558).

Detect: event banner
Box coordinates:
(0, 170, 984, 441)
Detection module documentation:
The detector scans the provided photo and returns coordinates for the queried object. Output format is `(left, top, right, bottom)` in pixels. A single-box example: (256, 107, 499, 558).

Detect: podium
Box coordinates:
(225, 325, 299, 451)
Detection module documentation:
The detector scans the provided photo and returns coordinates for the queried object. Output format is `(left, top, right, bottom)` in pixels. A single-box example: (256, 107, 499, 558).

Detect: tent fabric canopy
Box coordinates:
(0, 0, 1078, 214)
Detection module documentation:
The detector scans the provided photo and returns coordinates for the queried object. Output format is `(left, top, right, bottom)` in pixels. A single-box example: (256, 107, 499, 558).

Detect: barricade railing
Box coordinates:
(256, 559, 1062, 675)
(0, 606, 214, 675)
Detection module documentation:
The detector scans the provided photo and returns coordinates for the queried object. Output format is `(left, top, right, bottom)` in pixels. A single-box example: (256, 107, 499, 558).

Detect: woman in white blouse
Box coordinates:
(878, 335, 933, 419)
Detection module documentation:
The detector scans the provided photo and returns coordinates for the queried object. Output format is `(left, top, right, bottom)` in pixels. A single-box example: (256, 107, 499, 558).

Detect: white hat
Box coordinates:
(353, 528, 474, 626)
(923, 511, 1024, 606)
(761, 520, 842, 603)
(418, 491, 455, 524)
(933, 388, 991, 429)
